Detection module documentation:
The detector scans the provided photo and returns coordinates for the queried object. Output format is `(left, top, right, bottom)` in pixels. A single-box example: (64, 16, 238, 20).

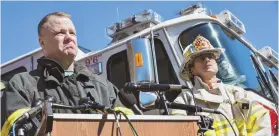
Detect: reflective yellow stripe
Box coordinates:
(236, 120, 244, 129)
(204, 127, 234, 136)
(209, 119, 239, 136)
(246, 107, 268, 129)
(236, 121, 247, 136)
(246, 109, 268, 136)
(214, 119, 234, 127)
(247, 130, 253, 136)
(113, 107, 134, 115)
(214, 119, 236, 130)
(204, 129, 216, 136)
(215, 126, 233, 135)
(247, 128, 253, 133)
(1, 108, 30, 136)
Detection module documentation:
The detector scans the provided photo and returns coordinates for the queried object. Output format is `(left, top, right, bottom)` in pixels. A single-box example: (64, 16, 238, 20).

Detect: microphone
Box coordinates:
(78, 98, 114, 113)
(15, 96, 56, 125)
(15, 100, 44, 125)
(37, 97, 114, 113)
(118, 90, 144, 115)
(124, 82, 189, 92)
(32, 99, 44, 107)
(78, 98, 94, 109)
(167, 102, 221, 114)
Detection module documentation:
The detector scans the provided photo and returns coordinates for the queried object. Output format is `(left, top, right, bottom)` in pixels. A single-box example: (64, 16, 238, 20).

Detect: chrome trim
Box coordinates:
(162, 27, 189, 86)
(150, 26, 159, 83)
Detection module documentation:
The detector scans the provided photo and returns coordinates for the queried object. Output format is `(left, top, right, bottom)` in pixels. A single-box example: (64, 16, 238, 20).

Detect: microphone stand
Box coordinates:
(45, 101, 54, 134)
(197, 115, 214, 136)
(187, 88, 214, 136)
(158, 91, 169, 115)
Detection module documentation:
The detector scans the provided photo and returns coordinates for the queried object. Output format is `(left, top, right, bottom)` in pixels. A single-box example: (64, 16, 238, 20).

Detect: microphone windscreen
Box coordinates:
(118, 89, 137, 108)
(32, 98, 44, 107)
(45, 95, 56, 103)
(123, 82, 135, 92)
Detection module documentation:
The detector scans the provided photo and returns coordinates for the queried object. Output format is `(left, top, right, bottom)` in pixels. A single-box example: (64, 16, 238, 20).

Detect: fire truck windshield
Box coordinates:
(178, 23, 264, 95)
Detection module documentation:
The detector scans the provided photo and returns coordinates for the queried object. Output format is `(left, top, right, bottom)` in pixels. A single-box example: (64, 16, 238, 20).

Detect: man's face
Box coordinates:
(39, 16, 77, 61)
(191, 53, 218, 79)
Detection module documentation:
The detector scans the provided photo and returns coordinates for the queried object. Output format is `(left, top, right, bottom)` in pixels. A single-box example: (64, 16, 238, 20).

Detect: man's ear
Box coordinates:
(39, 37, 44, 48)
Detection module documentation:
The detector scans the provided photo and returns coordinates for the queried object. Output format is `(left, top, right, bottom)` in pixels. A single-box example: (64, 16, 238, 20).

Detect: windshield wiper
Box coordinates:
(250, 55, 278, 104)
(268, 69, 278, 89)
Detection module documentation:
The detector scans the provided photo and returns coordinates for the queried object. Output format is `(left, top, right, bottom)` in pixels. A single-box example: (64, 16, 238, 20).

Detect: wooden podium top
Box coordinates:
(53, 113, 201, 121)
(51, 114, 201, 136)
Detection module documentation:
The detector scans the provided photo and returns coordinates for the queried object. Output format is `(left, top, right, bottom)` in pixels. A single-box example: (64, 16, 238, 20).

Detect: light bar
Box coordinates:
(178, 3, 211, 16)
(217, 10, 246, 34)
(106, 9, 163, 37)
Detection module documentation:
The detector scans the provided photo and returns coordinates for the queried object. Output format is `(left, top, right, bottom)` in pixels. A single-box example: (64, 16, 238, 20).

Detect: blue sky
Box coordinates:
(1, 1, 278, 64)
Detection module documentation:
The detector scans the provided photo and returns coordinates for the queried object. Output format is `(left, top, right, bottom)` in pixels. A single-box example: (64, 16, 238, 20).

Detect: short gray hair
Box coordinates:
(37, 12, 71, 36)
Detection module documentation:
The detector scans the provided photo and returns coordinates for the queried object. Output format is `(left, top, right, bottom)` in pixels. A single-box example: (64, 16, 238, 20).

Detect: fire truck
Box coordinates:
(1, 3, 278, 134)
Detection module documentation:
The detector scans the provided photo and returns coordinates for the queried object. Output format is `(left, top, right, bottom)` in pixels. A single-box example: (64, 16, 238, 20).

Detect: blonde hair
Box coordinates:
(37, 12, 71, 36)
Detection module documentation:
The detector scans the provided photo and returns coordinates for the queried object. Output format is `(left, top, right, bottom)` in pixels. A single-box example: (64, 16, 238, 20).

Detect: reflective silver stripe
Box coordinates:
(0, 82, 5, 90)
(250, 104, 264, 114)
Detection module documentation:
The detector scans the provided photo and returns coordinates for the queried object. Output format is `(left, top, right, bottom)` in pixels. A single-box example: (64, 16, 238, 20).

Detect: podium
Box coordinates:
(50, 114, 200, 136)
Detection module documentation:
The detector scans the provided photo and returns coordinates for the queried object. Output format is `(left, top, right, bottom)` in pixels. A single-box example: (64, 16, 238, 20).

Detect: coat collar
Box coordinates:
(193, 76, 222, 90)
(192, 76, 224, 103)
(38, 57, 65, 84)
(37, 57, 91, 85)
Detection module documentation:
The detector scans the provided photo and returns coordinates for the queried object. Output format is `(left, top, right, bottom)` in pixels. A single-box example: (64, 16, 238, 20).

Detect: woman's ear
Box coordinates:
(190, 66, 197, 76)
